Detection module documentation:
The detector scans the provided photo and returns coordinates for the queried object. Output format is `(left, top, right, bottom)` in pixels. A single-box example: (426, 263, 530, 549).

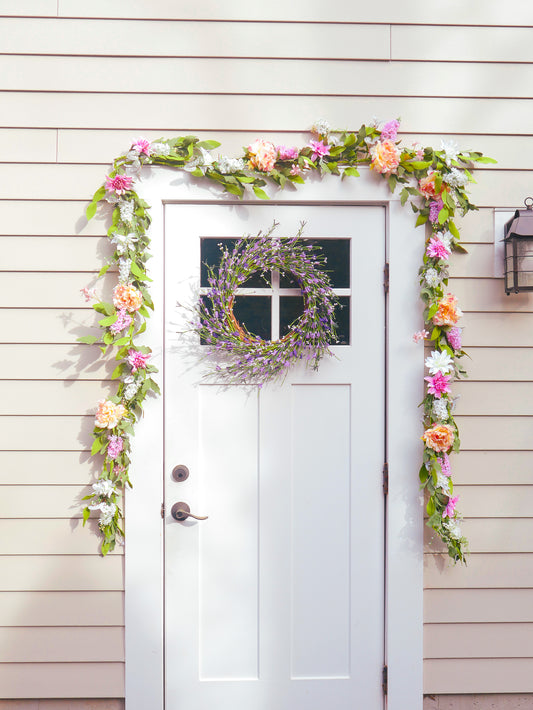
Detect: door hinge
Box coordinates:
(382, 462, 389, 496)
(161, 502, 165, 518)
(383, 262, 390, 294)
(382, 664, 388, 695)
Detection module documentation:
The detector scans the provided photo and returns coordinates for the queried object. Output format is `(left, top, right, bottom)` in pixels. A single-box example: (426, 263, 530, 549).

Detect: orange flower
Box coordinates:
(369, 140, 401, 175)
(433, 293, 462, 327)
(422, 424, 455, 452)
(95, 399, 127, 429)
(113, 283, 143, 313)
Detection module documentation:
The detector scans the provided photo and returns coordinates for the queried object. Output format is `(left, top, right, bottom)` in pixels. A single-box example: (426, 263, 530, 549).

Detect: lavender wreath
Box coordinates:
(194, 224, 339, 385)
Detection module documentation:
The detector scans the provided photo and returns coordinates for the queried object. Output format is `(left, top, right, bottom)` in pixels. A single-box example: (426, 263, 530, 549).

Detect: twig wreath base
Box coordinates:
(80, 119, 495, 561)
(195, 222, 339, 385)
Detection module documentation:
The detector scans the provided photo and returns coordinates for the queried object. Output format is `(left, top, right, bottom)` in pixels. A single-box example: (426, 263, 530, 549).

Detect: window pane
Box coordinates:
(232, 296, 272, 341)
(279, 239, 350, 288)
(280, 296, 350, 345)
(200, 238, 270, 288)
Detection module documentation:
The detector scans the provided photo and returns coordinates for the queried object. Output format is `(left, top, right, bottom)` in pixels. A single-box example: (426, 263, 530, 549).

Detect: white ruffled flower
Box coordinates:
(440, 139, 459, 166)
(118, 258, 132, 284)
(440, 231, 453, 250)
(124, 382, 140, 400)
(92, 480, 117, 498)
(89, 501, 117, 526)
(150, 142, 170, 156)
(432, 398, 449, 421)
(216, 156, 245, 174)
(119, 201, 134, 223)
(436, 472, 451, 495)
(425, 350, 454, 375)
(111, 232, 137, 255)
(185, 147, 216, 172)
(444, 518, 462, 540)
(311, 118, 331, 136)
(443, 167, 468, 188)
(424, 267, 442, 287)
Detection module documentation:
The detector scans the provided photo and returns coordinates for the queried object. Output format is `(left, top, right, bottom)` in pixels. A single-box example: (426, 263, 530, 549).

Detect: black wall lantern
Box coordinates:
(504, 197, 533, 294)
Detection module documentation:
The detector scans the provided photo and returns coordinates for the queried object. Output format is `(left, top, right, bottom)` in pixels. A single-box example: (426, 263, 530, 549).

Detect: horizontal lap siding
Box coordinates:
(0, 9, 530, 703)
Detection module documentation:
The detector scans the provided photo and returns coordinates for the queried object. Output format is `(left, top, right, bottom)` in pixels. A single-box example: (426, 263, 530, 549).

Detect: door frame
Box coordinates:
(124, 167, 424, 710)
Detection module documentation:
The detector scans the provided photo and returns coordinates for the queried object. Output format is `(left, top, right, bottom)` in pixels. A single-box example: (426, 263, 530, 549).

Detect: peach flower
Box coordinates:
(433, 293, 463, 327)
(422, 424, 455, 453)
(95, 399, 127, 429)
(247, 139, 277, 172)
(113, 283, 143, 313)
(369, 139, 401, 175)
(419, 172, 448, 199)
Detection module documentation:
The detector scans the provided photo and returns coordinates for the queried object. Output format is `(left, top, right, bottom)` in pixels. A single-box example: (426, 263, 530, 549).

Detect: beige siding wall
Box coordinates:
(1, 2, 532, 702)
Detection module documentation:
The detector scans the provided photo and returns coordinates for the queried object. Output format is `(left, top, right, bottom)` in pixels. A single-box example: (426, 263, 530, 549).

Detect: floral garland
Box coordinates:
(81, 119, 495, 561)
(194, 223, 339, 385)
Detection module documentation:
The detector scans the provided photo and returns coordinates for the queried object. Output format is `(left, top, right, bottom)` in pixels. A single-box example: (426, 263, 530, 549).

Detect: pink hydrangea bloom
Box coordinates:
(105, 174, 133, 195)
(442, 494, 459, 519)
(127, 349, 150, 372)
(439, 453, 451, 477)
(426, 236, 451, 260)
(107, 435, 124, 459)
(131, 138, 152, 156)
(380, 119, 400, 141)
(308, 140, 330, 161)
(412, 329, 429, 343)
(80, 286, 97, 302)
(429, 198, 444, 224)
(424, 371, 452, 398)
(110, 308, 133, 334)
(447, 326, 462, 350)
(277, 145, 299, 161)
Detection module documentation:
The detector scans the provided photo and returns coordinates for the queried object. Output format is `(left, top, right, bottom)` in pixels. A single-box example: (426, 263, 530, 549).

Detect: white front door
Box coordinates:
(163, 202, 386, 710)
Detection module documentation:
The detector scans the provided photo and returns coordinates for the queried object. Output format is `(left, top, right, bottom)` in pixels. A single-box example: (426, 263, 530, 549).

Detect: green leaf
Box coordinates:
(76, 335, 99, 345)
(93, 301, 114, 316)
(86, 201, 98, 221)
(190, 167, 203, 178)
(99, 314, 118, 327)
(415, 214, 428, 227)
(427, 303, 439, 319)
(224, 182, 244, 197)
(196, 140, 221, 150)
(426, 497, 436, 516)
(98, 263, 111, 278)
(130, 261, 148, 280)
(343, 166, 359, 178)
(409, 160, 433, 170)
(448, 220, 460, 240)
(82, 507, 91, 526)
(91, 438, 104, 456)
(114, 336, 131, 347)
(112, 363, 125, 380)
(147, 378, 161, 395)
(253, 186, 269, 200)
(471, 155, 497, 164)
(103, 331, 114, 345)
(438, 208, 449, 225)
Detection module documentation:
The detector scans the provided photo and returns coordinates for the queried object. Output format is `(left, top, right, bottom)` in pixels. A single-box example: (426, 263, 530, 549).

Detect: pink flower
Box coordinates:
(425, 371, 452, 398)
(439, 453, 451, 476)
(429, 198, 444, 224)
(110, 308, 133, 334)
(290, 164, 303, 176)
(447, 327, 462, 350)
(412, 329, 429, 343)
(426, 236, 451, 260)
(247, 139, 277, 172)
(131, 138, 152, 156)
(277, 145, 299, 161)
(107, 435, 124, 459)
(80, 286, 97, 302)
(308, 140, 330, 161)
(443, 495, 459, 519)
(127, 349, 150, 372)
(105, 174, 133, 195)
(380, 119, 400, 142)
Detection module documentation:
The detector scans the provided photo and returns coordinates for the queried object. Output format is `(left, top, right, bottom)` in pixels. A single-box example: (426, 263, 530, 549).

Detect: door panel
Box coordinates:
(164, 203, 385, 710)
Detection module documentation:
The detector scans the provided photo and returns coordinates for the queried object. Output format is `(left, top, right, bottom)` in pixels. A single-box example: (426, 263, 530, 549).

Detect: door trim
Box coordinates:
(124, 169, 424, 710)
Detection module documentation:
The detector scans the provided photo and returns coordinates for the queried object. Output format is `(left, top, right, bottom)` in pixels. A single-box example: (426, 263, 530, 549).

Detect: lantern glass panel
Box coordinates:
(516, 238, 533, 290)
(505, 239, 515, 292)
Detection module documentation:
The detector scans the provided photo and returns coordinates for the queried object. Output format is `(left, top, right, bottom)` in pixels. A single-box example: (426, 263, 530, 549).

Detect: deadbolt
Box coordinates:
(171, 464, 190, 482)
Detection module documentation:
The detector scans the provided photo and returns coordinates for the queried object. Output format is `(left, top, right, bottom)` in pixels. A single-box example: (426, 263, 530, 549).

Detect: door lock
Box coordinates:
(170, 502, 208, 522)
